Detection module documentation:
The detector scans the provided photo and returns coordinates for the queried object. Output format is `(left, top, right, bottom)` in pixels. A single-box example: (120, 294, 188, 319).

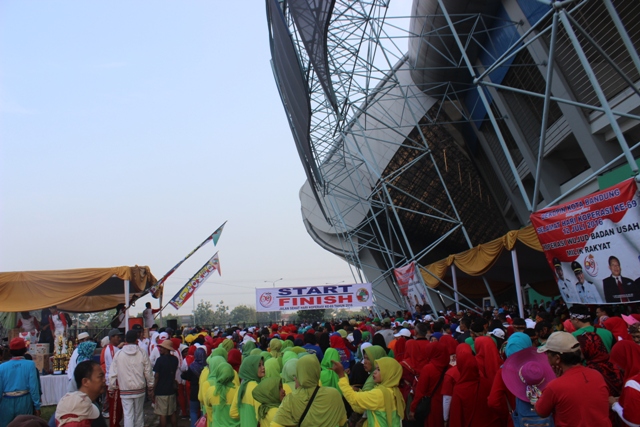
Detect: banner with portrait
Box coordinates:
(255, 283, 373, 312)
(393, 262, 429, 310)
(530, 178, 640, 304)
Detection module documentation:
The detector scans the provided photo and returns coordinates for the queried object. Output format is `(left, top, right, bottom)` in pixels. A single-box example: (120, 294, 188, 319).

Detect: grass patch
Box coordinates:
(41, 405, 56, 421)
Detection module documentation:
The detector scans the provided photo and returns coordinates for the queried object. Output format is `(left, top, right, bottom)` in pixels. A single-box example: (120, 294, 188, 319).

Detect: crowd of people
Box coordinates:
(2, 300, 640, 427)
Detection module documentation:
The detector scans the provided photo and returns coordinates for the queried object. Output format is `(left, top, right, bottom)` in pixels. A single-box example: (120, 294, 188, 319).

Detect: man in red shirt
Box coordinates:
(535, 331, 611, 427)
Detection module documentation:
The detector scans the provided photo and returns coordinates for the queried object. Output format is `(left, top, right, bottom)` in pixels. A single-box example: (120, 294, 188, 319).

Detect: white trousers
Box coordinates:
(121, 395, 145, 427)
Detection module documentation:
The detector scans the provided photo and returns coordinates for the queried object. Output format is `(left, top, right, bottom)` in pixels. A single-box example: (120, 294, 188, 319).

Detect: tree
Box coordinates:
(229, 305, 257, 325)
(194, 300, 215, 327)
(295, 309, 326, 323)
(212, 300, 230, 327)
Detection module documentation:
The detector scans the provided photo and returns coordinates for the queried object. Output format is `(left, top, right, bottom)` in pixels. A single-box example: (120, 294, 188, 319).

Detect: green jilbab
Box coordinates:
(269, 338, 283, 359)
(221, 338, 235, 353)
(242, 340, 256, 356)
(207, 356, 228, 386)
(272, 354, 346, 427)
(250, 348, 262, 356)
(289, 346, 307, 355)
(281, 359, 298, 392)
(252, 377, 282, 421)
(264, 357, 281, 379)
(281, 340, 293, 351)
(235, 355, 263, 427)
(260, 351, 272, 362)
(319, 348, 341, 392)
(282, 350, 297, 365)
(212, 362, 239, 427)
(362, 345, 388, 391)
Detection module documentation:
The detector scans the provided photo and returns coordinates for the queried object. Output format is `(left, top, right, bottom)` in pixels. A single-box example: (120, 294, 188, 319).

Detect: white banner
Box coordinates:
(255, 283, 373, 312)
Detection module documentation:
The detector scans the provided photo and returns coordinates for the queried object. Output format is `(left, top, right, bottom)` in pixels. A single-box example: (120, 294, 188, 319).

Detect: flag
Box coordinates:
(149, 221, 227, 298)
(168, 252, 221, 310)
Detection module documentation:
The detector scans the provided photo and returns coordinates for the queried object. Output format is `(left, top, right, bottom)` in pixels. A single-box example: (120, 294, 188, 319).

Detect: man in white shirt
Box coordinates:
(142, 303, 160, 329)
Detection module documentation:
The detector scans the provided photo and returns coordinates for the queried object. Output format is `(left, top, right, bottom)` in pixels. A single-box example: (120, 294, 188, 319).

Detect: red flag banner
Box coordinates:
(394, 262, 428, 309)
(530, 178, 640, 304)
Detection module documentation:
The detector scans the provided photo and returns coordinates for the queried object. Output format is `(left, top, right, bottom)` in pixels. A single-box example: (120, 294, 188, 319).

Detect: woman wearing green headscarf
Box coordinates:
(333, 357, 405, 427)
(362, 345, 388, 391)
(200, 346, 229, 388)
(280, 359, 298, 395)
(205, 362, 239, 427)
(271, 355, 347, 427)
(199, 355, 227, 423)
(282, 350, 297, 365)
(269, 338, 283, 360)
(260, 351, 272, 363)
(221, 338, 235, 353)
(319, 348, 341, 391)
(242, 340, 256, 357)
(281, 340, 293, 351)
(264, 357, 281, 379)
(252, 377, 285, 427)
(250, 348, 262, 356)
(229, 355, 264, 427)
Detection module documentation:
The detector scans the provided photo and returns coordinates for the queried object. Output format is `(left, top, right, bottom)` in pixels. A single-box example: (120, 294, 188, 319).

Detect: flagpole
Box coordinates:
(152, 222, 226, 318)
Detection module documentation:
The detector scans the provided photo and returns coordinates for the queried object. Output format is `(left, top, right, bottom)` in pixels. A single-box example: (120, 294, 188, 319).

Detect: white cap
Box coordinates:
(424, 315, 434, 322)
(394, 328, 411, 338)
(488, 328, 505, 339)
(77, 332, 90, 340)
(525, 319, 536, 329)
(56, 391, 100, 426)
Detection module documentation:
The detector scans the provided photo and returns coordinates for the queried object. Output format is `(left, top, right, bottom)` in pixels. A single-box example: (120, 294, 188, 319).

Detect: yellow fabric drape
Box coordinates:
(421, 225, 542, 288)
(0, 266, 156, 312)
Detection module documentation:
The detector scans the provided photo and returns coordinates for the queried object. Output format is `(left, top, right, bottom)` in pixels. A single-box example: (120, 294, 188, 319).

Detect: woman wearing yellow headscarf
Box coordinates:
(272, 355, 347, 427)
(332, 356, 404, 427)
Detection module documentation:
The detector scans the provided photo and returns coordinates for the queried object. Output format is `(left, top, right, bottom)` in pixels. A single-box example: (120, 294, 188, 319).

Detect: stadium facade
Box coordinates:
(266, 0, 640, 313)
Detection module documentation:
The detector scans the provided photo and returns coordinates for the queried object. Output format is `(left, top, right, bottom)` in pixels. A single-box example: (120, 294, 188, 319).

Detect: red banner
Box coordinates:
(530, 178, 640, 304)
(394, 262, 428, 309)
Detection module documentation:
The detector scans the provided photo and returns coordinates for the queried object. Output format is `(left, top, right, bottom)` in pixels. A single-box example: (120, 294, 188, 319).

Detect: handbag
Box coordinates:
(195, 416, 207, 427)
(414, 368, 447, 423)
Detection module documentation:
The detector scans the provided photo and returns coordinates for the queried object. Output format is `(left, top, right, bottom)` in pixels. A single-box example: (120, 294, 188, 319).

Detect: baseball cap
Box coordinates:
(394, 328, 411, 338)
(537, 331, 580, 354)
(55, 391, 99, 426)
(108, 329, 121, 338)
(132, 324, 143, 331)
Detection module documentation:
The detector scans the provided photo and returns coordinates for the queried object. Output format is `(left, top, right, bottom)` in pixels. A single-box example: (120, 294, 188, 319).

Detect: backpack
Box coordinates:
(509, 397, 554, 427)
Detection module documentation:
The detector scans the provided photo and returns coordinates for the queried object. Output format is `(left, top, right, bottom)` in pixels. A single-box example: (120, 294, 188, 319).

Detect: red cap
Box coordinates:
(9, 338, 26, 351)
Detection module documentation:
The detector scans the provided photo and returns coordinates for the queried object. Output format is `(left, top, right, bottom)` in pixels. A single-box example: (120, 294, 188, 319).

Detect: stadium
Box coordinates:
(266, 0, 640, 313)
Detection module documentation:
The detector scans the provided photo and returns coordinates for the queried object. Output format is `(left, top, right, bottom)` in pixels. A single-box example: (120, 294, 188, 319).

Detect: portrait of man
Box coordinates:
(602, 255, 640, 303)
(571, 261, 603, 304)
(553, 258, 579, 303)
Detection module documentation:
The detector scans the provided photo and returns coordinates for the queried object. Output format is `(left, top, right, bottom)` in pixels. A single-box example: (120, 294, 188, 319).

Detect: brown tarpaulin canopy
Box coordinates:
(0, 266, 157, 312)
(420, 226, 559, 298)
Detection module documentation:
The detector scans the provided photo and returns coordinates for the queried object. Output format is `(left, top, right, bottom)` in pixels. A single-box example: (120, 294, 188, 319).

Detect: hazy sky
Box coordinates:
(0, 1, 358, 315)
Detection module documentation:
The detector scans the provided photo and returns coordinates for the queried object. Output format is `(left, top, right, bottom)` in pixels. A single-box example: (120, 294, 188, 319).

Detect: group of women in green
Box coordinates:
(193, 337, 404, 427)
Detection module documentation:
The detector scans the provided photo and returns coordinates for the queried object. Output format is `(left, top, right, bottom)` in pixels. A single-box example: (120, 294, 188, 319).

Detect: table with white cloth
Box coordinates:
(40, 374, 68, 406)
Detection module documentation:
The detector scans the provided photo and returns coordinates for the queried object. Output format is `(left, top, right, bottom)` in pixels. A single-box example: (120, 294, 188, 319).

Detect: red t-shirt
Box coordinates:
(535, 365, 611, 427)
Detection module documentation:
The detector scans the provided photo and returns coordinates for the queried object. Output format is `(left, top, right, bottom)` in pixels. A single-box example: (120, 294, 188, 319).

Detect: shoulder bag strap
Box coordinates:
(298, 386, 320, 427)
(428, 368, 447, 398)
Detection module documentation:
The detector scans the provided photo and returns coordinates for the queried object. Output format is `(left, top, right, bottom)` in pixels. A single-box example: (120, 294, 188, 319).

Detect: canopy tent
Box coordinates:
(419, 226, 558, 314)
(0, 266, 157, 313)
